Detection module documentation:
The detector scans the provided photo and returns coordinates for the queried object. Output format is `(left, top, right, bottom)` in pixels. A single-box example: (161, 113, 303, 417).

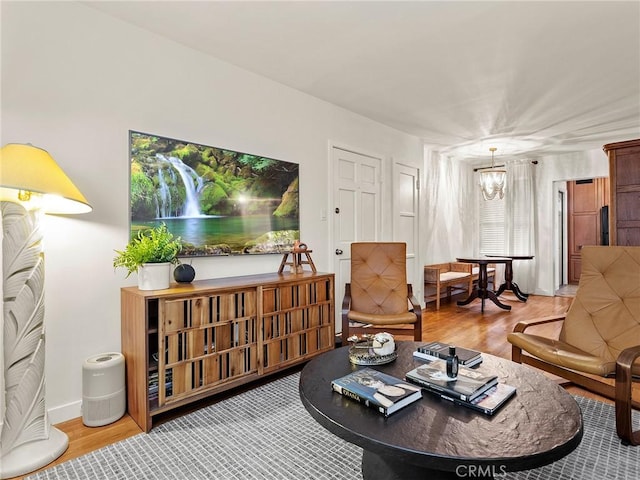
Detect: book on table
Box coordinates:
(413, 341, 482, 367)
(443, 383, 517, 416)
(405, 358, 498, 402)
(331, 368, 423, 416)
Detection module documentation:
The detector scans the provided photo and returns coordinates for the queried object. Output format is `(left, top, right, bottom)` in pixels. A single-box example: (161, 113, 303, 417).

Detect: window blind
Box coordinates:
(479, 194, 505, 255)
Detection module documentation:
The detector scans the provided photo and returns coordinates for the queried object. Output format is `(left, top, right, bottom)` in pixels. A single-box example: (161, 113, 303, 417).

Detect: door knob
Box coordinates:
(335, 249, 343, 255)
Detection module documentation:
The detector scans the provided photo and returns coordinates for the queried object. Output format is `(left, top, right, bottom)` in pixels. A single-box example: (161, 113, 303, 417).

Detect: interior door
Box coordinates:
(393, 162, 420, 296)
(332, 146, 382, 334)
(567, 178, 607, 283)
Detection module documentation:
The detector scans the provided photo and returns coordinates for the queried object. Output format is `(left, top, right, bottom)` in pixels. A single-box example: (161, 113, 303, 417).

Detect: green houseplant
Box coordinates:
(113, 223, 182, 290)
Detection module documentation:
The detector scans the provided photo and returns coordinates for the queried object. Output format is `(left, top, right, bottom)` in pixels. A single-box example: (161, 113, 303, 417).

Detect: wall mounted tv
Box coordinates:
(129, 131, 299, 256)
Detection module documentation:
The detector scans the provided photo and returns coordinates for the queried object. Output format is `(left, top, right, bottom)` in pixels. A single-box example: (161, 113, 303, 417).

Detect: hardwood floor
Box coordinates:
(11, 292, 610, 480)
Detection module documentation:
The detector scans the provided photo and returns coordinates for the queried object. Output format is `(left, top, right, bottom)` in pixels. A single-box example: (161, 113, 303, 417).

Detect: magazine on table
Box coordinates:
(405, 358, 498, 402)
(331, 368, 423, 416)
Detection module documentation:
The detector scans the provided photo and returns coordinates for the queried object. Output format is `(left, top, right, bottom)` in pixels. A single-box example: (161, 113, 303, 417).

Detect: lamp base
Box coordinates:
(0, 427, 69, 479)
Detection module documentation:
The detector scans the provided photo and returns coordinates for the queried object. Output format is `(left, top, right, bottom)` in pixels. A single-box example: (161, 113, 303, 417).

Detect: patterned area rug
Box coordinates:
(28, 372, 638, 480)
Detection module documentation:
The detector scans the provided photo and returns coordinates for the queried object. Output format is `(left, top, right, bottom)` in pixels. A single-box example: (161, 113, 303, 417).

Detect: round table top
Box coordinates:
(299, 342, 583, 474)
(485, 254, 535, 260)
(456, 256, 512, 264)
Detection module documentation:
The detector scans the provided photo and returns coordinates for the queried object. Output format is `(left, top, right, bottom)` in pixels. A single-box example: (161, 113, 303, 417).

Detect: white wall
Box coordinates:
(1, 2, 422, 423)
(534, 149, 609, 295)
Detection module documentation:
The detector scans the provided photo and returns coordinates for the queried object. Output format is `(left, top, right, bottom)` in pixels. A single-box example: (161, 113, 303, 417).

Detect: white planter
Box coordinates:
(138, 262, 172, 290)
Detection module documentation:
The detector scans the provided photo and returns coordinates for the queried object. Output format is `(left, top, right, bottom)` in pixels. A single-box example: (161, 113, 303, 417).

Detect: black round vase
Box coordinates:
(174, 264, 196, 283)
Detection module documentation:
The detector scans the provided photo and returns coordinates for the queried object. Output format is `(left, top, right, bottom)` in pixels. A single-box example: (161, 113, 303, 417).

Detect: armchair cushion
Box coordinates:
(347, 310, 418, 325)
(440, 271, 470, 282)
(507, 332, 616, 376)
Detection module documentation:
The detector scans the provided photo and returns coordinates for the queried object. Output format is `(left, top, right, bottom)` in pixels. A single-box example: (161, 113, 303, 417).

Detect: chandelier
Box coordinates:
(479, 147, 506, 200)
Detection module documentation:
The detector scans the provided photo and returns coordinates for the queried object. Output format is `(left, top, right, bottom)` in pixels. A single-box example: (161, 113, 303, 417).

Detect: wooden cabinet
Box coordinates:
(604, 139, 640, 246)
(121, 272, 334, 432)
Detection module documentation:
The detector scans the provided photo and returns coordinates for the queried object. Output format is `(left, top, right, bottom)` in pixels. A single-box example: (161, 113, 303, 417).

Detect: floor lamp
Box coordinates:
(0, 144, 92, 478)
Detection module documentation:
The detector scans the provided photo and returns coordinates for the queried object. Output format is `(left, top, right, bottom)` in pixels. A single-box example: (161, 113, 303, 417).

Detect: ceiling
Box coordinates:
(85, 1, 640, 160)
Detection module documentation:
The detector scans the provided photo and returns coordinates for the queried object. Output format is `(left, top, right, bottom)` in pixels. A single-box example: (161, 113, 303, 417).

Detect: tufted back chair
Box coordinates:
(342, 242, 422, 345)
(559, 246, 640, 375)
(350, 242, 409, 315)
(508, 245, 640, 444)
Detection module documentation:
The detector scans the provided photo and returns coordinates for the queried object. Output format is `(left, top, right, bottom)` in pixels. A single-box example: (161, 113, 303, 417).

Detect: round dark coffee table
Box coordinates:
(299, 342, 583, 480)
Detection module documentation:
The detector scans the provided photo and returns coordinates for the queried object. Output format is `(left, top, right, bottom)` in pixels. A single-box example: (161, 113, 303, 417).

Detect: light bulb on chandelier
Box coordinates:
(479, 147, 506, 200)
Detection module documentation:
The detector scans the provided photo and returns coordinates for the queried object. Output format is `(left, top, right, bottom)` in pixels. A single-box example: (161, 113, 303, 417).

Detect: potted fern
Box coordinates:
(113, 223, 182, 290)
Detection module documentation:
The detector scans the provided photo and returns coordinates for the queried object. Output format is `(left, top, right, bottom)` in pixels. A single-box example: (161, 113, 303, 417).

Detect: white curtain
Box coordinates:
(423, 150, 477, 264)
(504, 160, 537, 293)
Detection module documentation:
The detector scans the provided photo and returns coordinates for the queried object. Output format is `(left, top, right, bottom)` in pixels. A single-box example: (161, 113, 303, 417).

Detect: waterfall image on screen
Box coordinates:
(129, 131, 299, 256)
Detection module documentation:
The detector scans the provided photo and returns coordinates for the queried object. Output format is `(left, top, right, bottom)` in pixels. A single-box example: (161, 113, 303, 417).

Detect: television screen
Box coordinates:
(129, 131, 299, 256)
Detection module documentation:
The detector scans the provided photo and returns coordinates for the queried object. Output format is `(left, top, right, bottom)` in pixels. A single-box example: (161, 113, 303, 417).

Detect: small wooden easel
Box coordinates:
(278, 249, 317, 274)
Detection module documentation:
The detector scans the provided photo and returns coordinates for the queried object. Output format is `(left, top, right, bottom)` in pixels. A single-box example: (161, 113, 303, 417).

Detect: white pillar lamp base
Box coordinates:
(1, 202, 69, 479)
(0, 427, 68, 479)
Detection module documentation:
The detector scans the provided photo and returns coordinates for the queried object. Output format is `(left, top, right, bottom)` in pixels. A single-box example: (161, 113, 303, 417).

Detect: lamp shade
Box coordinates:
(480, 169, 506, 200)
(0, 143, 92, 214)
(479, 147, 506, 201)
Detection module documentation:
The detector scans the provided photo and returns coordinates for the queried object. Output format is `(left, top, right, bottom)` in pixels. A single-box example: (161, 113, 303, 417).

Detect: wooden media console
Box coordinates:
(121, 271, 335, 432)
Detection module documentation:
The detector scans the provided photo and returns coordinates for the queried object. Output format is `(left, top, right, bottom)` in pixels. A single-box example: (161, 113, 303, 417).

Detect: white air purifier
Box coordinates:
(82, 352, 126, 427)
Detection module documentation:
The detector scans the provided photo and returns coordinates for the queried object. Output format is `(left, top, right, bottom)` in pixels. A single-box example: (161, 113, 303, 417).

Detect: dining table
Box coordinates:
(486, 254, 534, 302)
(456, 256, 513, 312)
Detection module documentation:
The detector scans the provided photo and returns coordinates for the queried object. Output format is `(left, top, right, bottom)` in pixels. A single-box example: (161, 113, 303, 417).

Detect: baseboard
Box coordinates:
(49, 399, 82, 425)
(534, 288, 554, 296)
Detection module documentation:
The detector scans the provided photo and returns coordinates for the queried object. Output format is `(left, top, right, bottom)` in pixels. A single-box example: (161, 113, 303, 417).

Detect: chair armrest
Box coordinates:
(512, 314, 567, 333)
(424, 266, 440, 283)
(407, 284, 421, 313)
(616, 345, 640, 373)
(451, 262, 472, 274)
(341, 283, 352, 318)
(615, 345, 640, 445)
(407, 284, 423, 341)
(341, 283, 352, 346)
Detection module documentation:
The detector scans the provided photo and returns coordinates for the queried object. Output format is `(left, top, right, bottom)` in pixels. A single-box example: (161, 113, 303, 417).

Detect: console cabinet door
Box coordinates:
(260, 277, 334, 374)
(158, 291, 258, 406)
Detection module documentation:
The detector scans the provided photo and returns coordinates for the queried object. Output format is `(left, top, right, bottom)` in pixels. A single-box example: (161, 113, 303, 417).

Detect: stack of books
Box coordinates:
(331, 344, 517, 417)
(405, 356, 515, 415)
(413, 341, 482, 367)
(405, 360, 497, 402)
(148, 370, 173, 402)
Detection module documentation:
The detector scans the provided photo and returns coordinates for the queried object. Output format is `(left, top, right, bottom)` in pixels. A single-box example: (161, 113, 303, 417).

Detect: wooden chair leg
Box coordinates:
(615, 346, 640, 445)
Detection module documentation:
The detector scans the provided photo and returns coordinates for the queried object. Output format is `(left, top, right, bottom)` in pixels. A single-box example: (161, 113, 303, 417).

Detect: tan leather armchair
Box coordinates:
(508, 246, 640, 445)
(342, 242, 422, 345)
